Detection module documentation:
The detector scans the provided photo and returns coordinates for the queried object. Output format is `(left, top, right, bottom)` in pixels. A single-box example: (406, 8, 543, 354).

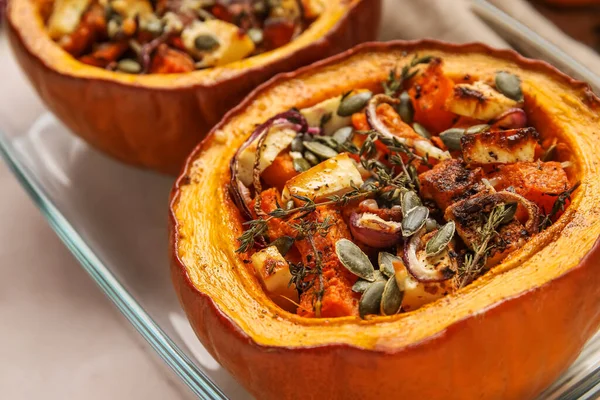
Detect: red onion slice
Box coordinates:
(366, 94, 450, 161)
(349, 212, 402, 248)
(403, 228, 455, 282)
(229, 110, 307, 219)
(491, 108, 527, 130)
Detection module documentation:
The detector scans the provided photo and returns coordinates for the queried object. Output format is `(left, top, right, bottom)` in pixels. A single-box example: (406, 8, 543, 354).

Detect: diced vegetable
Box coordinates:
(408, 59, 456, 133)
(110, 0, 155, 25)
(488, 161, 569, 213)
(251, 246, 298, 312)
(261, 152, 299, 191)
(300, 95, 352, 135)
(237, 125, 297, 187)
(461, 127, 538, 165)
(282, 153, 364, 205)
(47, 0, 92, 39)
(182, 20, 255, 67)
(149, 44, 195, 74)
(446, 81, 519, 121)
(419, 159, 486, 211)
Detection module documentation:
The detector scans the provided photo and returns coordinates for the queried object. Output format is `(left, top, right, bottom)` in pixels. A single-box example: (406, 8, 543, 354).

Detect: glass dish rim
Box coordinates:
(0, 129, 228, 400)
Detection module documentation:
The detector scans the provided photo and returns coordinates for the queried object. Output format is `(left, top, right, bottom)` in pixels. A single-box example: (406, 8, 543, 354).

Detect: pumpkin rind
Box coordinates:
(6, 0, 381, 174)
(170, 41, 600, 399)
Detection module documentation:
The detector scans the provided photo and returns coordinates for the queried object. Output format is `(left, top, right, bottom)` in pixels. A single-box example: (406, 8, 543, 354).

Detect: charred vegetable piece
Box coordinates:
(446, 81, 520, 121)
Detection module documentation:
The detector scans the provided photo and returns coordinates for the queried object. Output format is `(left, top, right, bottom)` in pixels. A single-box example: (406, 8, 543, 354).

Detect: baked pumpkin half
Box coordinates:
(6, 0, 381, 174)
(170, 40, 600, 399)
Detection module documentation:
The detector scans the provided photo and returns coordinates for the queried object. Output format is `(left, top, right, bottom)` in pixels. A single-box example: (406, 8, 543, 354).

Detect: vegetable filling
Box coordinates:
(232, 55, 577, 319)
(46, 0, 321, 73)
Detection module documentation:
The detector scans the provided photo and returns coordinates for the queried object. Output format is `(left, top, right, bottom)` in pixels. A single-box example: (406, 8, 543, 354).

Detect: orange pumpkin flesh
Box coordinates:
(170, 41, 600, 399)
(6, 0, 381, 174)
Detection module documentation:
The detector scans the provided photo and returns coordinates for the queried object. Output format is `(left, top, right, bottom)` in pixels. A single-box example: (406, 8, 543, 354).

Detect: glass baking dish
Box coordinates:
(1, 25, 600, 400)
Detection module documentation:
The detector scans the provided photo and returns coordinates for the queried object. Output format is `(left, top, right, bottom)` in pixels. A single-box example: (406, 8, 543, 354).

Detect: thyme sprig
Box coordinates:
(539, 182, 581, 230)
(382, 54, 434, 97)
(456, 203, 515, 288)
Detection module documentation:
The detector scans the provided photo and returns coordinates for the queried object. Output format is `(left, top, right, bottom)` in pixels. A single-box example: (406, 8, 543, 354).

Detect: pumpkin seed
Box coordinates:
(314, 136, 339, 149)
(439, 128, 465, 151)
(303, 141, 338, 159)
(466, 124, 490, 135)
(145, 19, 164, 36)
(335, 239, 376, 281)
(291, 137, 304, 152)
(495, 71, 523, 101)
(293, 157, 311, 172)
(359, 280, 386, 318)
(425, 218, 438, 232)
(352, 279, 372, 293)
(378, 252, 400, 278)
(500, 202, 518, 225)
(380, 277, 403, 316)
(337, 91, 373, 117)
(270, 236, 294, 256)
(425, 221, 455, 257)
(413, 122, 431, 139)
(398, 91, 414, 124)
(332, 126, 354, 144)
(402, 206, 429, 237)
(194, 34, 220, 51)
(542, 144, 557, 161)
(117, 59, 142, 74)
(401, 191, 422, 216)
(247, 28, 263, 44)
(304, 151, 320, 166)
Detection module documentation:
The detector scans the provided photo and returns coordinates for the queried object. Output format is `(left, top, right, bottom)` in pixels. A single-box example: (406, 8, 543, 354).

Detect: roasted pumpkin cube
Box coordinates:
(489, 161, 569, 213)
(461, 128, 538, 165)
(251, 246, 298, 312)
(419, 159, 486, 211)
(446, 81, 519, 120)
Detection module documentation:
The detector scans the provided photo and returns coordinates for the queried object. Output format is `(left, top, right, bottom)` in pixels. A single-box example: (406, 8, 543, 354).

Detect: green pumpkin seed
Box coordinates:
(398, 91, 414, 124)
(439, 128, 465, 151)
(401, 191, 422, 216)
(145, 19, 164, 36)
(336, 239, 376, 281)
(466, 124, 490, 135)
(117, 59, 142, 74)
(359, 280, 386, 318)
(352, 279, 372, 293)
(247, 28, 263, 44)
(425, 218, 438, 232)
(337, 91, 373, 117)
(380, 277, 403, 316)
(332, 126, 354, 144)
(270, 236, 294, 256)
(304, 151, 320, 166)
(425, 221, 455, 257)
(500, 202, 518, 225)
(291, 137, 304, 152)
(495, 71, 523, 101)
(413, 122, 431, 139)
(402, 206, 429, 237)
(378, 252, 400, 278)
(315, 136, 339, 149)
(303, 141, 338, 159)
(194, 34, 220, 51)
(542, 144, 557, 161)
(293, 157, 311, 172)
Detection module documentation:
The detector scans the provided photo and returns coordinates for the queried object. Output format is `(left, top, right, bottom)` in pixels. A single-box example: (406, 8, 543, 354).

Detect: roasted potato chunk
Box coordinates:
(252, 246, 298, 312)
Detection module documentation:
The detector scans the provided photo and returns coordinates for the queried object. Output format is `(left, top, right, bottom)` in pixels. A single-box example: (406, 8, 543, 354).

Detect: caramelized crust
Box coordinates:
(461, 128, 539, 165)
(419, 159, 485, 211)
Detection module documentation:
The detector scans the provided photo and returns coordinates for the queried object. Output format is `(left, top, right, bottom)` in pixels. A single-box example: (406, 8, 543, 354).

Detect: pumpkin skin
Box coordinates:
(170, 40, 600, 399)
(5, 0, 381, 174)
